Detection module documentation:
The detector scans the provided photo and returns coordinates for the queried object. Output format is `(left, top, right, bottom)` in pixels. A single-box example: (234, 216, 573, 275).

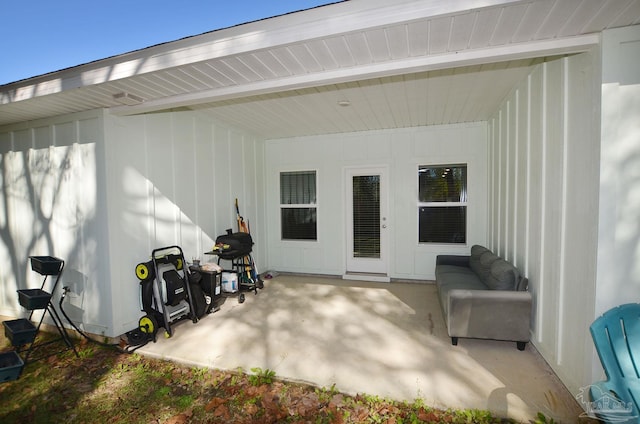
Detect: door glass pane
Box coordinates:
(352, 175, 380, 258)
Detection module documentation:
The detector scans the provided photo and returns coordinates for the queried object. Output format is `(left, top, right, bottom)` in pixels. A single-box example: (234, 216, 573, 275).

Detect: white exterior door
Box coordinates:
(345, 167, 389, 276)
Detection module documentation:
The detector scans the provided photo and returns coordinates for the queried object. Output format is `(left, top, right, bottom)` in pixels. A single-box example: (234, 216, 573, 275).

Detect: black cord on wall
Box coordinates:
(58, 287, 151, 353)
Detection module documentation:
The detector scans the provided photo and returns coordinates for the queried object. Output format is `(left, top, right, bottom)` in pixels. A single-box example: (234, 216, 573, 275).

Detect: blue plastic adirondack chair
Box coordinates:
(589, 303, 640, 424)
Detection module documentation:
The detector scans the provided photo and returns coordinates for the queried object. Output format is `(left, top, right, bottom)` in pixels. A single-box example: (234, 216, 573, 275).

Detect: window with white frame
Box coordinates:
(418, 164, 467, 244)
(280, 171, 317, 241)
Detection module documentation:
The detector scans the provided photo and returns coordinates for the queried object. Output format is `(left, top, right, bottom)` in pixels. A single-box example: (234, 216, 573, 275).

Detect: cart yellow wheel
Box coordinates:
(175, 258, 183, 270)
(139, 315, 157, 335)
(164, 331, 171, 339)
(135, 262, 151, 280)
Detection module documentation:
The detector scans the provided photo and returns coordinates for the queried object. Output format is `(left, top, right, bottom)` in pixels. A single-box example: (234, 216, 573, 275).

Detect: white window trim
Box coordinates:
(417, 163, 468, 245)
(279, 169, 319, 242)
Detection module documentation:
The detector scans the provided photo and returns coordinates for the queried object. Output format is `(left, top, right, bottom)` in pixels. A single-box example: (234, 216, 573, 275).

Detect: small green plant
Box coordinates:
(154, 386, 171, 398)
(401, 411, 422, 424)
(316, 383, 339, 402)
(412, 397, 426, 410)
(452, 408, 495, 423)
(534, 412, 557, 424)
(177, 395, 194, 409)
(248, 367, 276, 386)
(110, 361, 128, 378)
(193, 367, 209, 380)
(279, 382, 290, 397)
(229, 369, 243, 386)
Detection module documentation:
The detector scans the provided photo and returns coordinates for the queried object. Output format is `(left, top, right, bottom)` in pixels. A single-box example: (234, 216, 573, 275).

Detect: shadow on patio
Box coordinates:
(137, 274, 584, 422)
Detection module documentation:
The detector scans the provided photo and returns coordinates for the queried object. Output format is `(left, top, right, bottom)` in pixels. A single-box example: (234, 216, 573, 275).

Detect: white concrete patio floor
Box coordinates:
(137, 274, 586, 422)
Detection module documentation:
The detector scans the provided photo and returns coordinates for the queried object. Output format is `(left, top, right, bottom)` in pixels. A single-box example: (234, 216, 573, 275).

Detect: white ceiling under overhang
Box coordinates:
(189, 60, 543, 139)
(1, 0, 639, 138)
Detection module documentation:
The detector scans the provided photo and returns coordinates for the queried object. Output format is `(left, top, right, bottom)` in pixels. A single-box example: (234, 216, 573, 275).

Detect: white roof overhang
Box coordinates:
(1, 0, 638, 137)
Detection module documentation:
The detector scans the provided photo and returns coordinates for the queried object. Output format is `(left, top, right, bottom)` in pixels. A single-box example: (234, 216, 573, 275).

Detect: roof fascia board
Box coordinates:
(2, 0, 525, 102)
(110, 33, 600, 116)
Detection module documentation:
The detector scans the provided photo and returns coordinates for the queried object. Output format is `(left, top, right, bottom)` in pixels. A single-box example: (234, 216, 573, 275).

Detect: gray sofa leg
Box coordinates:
(517, 342, 526, 351)
(451, 337, 458, 346)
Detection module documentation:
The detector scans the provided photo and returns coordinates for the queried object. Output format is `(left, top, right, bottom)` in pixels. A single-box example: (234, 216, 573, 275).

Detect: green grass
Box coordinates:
(0, 332, 528, 423)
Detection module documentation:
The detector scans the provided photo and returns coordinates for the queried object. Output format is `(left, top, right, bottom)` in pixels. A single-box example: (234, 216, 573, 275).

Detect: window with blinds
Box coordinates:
(418, 164, 467, 244)
(280, 171, 317, 240)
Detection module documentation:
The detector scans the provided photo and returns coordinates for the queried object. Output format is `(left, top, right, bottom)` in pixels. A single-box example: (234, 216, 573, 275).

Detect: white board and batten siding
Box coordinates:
(0, 110, 113, 335)
(263, 123, 488, 281)
(594, 25, 640, 384)
(0, 109, 264, 337)
(486, 35, 639, 396)
(102, 111, 264, 336)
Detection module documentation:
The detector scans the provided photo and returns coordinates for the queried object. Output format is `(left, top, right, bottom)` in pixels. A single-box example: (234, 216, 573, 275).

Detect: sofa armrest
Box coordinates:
(446, 289, 532, 342)
(436, 255, 470, 268)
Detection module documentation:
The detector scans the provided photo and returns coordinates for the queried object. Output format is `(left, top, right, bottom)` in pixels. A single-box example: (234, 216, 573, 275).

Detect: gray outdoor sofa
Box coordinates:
(435, 245, 532, 350)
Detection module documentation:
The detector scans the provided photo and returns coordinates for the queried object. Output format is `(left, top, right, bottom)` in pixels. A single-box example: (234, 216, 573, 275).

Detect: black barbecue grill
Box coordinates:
(204, 230, 262, 302)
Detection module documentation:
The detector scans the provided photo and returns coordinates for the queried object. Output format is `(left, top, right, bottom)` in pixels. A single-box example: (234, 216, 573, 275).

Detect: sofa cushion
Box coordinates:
(469, 245, 489, 275)
(470, 244, 489, 257)
(485, 259, 520, 290)
(436, 268, 487, 315)
(475, 251, 499, 285)
(436, 265, 486, 289)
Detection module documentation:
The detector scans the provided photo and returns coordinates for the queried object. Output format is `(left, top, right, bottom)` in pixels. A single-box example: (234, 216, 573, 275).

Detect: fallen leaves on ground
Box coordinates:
(0, 332, 513, 423)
